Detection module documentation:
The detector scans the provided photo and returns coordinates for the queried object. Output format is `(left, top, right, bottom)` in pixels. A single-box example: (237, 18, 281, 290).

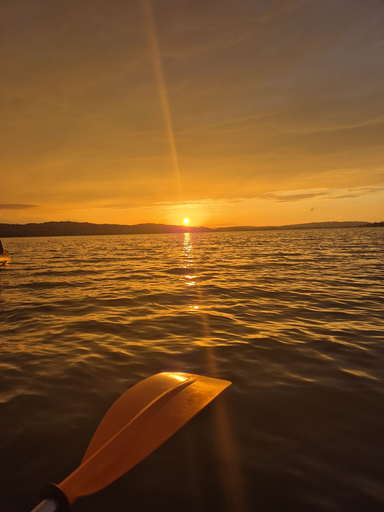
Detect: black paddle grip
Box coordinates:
(40, 483, 71, 512)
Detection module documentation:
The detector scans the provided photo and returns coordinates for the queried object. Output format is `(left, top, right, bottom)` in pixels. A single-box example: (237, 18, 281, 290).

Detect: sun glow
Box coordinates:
(184, 218, 190, 225)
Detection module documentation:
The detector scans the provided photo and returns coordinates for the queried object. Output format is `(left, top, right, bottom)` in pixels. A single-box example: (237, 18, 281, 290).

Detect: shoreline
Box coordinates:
(1, 220, 381, 238)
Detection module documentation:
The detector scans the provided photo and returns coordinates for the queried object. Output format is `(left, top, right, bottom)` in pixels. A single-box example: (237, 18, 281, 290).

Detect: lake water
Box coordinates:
(0, 228, 383, 512)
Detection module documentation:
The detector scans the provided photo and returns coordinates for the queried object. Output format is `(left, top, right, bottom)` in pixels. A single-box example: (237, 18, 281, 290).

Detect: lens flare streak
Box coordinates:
(142, 0, 183, 198)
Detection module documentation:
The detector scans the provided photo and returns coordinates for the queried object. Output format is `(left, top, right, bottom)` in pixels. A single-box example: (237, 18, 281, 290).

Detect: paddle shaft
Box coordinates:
(30, 499, 57, 512)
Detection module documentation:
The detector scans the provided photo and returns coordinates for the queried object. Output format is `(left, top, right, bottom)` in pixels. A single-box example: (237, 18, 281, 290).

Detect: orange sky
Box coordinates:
(1, 0, 383, 227)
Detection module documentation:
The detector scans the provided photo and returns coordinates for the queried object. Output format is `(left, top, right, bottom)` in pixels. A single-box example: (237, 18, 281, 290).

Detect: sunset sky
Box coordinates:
(1, 0, 383, 227)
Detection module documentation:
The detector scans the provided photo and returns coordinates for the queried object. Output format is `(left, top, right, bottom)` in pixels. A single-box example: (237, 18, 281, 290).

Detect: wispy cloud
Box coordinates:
(259, 186, 384, 203)
(0, 204, 38, 210)
(261, 192, 327, 203)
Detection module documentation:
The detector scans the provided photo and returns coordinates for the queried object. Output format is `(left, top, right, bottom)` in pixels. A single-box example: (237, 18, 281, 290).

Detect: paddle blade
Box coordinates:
(59, 372, 231, 504)
(81, 373, 198, 464)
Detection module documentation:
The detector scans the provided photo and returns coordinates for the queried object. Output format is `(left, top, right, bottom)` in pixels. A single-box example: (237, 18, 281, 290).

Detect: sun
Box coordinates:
(184, 218, 190, 225)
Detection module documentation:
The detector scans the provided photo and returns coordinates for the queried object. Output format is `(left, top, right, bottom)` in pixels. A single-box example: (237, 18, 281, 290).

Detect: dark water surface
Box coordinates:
(1, 228, 383, 512)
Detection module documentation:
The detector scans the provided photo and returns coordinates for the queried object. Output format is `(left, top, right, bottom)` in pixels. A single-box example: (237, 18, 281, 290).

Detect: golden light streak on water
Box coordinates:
(184, 427, 204, 512)
(182, 234, 250, 511)
(213, 399, 251, 512)
(141, 0, 183, 197)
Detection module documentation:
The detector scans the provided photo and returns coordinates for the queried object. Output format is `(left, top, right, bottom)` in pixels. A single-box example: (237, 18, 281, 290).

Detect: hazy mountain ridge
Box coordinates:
(0, 221, 211, 238)
(0, 220, 375, 238)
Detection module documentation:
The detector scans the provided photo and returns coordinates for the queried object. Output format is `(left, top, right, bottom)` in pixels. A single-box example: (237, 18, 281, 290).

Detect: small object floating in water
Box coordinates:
(30, 372, 231, 512)
(0, 239, 10, 266)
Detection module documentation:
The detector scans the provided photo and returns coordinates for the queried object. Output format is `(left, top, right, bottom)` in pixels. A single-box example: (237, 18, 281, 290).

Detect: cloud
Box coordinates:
(333, 187, 383, 199)
(261, 192, 328, 202)
(0, 204, 38, 210)
(259, 186, 384, 203)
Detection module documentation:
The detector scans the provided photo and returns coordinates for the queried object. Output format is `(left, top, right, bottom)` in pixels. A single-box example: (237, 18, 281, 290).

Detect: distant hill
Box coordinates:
(361, 221, 384, 227)
(214, 221, 366, 232)
(0, 222, 212, 238)
(0, 220, 371, 238)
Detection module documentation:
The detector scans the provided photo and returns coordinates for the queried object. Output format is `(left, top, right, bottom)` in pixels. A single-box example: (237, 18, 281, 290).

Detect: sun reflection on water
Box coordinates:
(182, 233, 197, 290)
(182, 232, 193, 264)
